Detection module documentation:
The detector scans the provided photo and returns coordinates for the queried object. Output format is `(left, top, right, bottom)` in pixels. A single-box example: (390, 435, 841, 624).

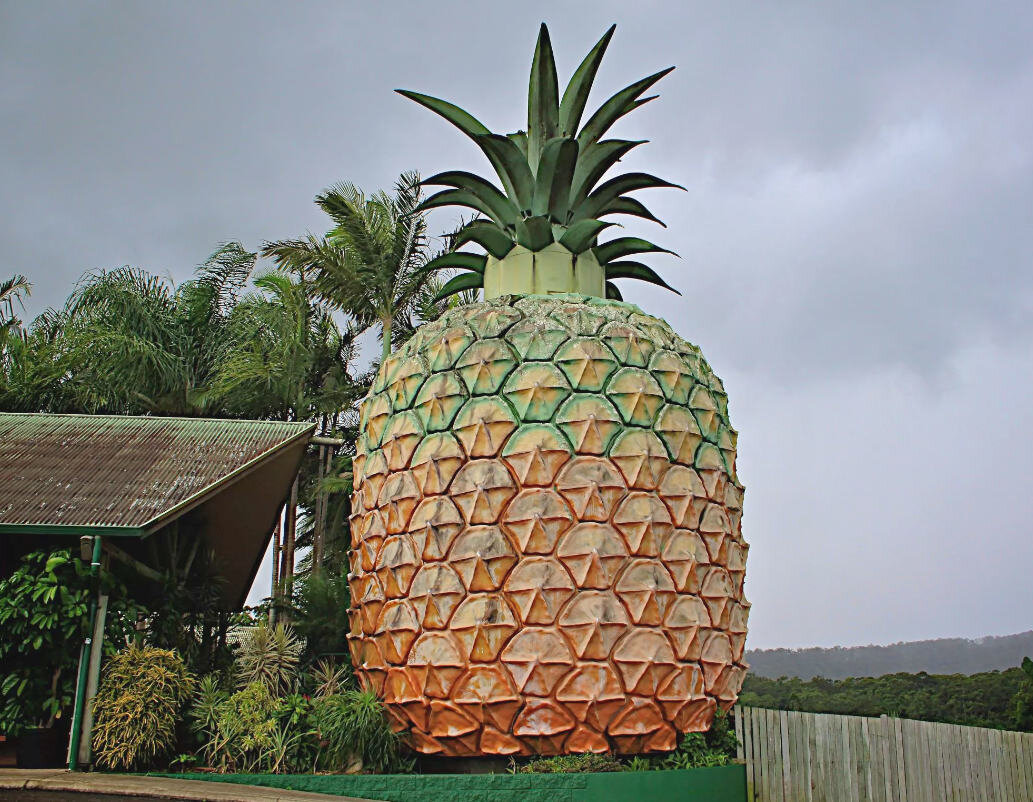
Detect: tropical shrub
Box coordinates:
(187, 674, 229, 745)
(90, 644, 195, 770)
(0, 548, 139, 736)
(289, 568, 352, 662)
(233, 623, 302, 695)
(313, 688, 410, 773)
(308, 658, 352, 699)
(199, 681, 281, 772)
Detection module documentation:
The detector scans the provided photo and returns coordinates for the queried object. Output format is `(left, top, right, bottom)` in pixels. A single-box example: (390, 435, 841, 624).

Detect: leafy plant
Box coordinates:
(90, 644, 196, 771)
(512, 752, 623, 773)
(200, 681, 281, 772)
(288, 569, 352, 663)
(309, 658, 352, 699)
(0, 548, 139, 736)
(188, 674, 229, 744)
(622, 709, 739, 772)
(233, 623, 302, 695)
(313, 688, 410, 773)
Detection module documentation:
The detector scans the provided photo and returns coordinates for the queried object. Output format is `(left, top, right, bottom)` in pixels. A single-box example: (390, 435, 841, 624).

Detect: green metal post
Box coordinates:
(67, 535, 102, 771)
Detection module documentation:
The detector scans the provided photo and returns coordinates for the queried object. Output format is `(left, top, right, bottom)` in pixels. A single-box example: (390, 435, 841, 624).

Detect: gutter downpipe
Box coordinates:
(67, 534, 102, 770)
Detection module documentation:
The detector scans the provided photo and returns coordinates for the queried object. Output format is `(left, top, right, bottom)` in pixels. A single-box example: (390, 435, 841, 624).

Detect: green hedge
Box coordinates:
(158, 764, 746, 802)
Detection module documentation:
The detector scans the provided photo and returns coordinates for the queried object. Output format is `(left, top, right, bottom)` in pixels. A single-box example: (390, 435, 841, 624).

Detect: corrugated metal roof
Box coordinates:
(0, 413, 314, 534)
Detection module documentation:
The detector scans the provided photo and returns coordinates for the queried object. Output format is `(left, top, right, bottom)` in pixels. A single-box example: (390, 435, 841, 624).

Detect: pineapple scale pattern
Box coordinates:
(348, 294, 749, 757)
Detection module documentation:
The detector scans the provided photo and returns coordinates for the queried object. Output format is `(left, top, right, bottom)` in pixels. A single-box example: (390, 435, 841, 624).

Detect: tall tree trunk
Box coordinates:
(269, 512, 282, 625)
(313, 444, 326, 574)
(280, 478, 299, 620)
(381, 315, 392, 361)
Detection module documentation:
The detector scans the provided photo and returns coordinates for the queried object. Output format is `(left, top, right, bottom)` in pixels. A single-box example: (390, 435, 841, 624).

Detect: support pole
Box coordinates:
(77, 592, 108, 766)
(67, 534, 102, 771)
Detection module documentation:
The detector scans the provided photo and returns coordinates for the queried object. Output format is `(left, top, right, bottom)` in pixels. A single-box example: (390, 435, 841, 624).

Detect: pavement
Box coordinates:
(0, 770, 380, 801)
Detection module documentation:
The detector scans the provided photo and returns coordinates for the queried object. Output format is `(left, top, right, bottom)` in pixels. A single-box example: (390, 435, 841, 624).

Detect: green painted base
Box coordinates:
(156, 765, 746, 802)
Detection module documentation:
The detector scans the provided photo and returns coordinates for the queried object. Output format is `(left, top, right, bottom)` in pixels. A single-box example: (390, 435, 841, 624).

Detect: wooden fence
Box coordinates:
(735, 705, 1033, 802)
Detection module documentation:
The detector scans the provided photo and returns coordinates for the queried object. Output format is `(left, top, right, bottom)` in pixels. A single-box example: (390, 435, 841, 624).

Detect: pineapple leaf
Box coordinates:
(574, 172, 685, 221)
(527, 23, 560, 173)
(397, 89, 533, 210)
(598, 196, 666, 227)
(420, 252, 487, 275)
(508, 130, 529, 159)
(395, 89, 491, 137)
(605, 280, 624, 300)
(455, 220, 516, 259)
(477, 134, 536, 210)
(515, 216, 554, 251)
(420, 188, 512, 228)
(577, 67, 674, 150)
(569, 139, 647, 210)
(559, 219, 616, 253)
(423, 171, 521, 227)
(532, 137, 579, 219)
(604, 260, 681, 294)
(594, 236, 678, 264)
(433, 271, 484, 302)
(559, 24, 616, 136)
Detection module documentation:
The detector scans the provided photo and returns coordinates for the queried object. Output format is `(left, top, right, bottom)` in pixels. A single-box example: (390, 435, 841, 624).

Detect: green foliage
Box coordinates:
(187, 676, 407, 775)
(399, 24, 683, 300)
(188, 674, 229, 743)
(513, 713, 737, 774)
(0, 548, 139, 735)
(1013, 657, 1033, 731)
(263, 172, 438, 361)
(513, 752, 623, 773)
(233, 623, 303, 696)
(656, 710, 737, 770)
(288, 569, 352, 664)
(90, 645, 196, 771)
(740, 666, 1033, 731)
(308, 658, 352, 699)
(313, 688, 411, 774)
(199, 681, 282, 772)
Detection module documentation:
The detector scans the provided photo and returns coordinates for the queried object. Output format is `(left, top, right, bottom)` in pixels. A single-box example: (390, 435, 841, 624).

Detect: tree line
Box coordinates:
(740, 658, 1033, 732)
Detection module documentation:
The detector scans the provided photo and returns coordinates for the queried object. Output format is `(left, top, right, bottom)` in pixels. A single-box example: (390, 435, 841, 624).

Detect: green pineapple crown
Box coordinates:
(398, 23, 683, 302)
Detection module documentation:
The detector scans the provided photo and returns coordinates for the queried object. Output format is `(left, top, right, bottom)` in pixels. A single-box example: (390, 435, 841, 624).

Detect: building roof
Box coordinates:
(0, 413, 313, 535)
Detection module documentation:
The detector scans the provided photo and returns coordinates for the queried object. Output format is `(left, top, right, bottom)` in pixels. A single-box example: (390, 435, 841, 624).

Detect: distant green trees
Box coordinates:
(740, 664, 1033, 731)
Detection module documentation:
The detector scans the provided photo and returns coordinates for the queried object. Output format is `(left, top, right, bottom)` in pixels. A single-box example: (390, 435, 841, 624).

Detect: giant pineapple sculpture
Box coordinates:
(348, 25, 748, 757)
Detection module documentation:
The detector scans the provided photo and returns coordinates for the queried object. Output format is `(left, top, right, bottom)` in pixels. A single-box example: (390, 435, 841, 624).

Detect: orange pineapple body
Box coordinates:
(348, 294, 748, 757)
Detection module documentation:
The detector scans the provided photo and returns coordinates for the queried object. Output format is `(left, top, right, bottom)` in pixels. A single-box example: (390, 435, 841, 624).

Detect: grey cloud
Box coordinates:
(3, 0, 1031, 648)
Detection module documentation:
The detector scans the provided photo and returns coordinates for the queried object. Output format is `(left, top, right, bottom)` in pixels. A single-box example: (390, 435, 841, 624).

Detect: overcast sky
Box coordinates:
(3, 1, 1031, 649)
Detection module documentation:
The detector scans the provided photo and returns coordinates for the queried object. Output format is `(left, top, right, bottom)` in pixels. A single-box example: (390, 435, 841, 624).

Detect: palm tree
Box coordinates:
(262, 172, 434, 362)
(1, 275, 31, 335)
(62, 243, 254, 415)
(210, 270, 363, 423)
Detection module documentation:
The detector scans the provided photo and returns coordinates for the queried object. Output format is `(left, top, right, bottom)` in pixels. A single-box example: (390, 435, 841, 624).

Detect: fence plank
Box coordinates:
(879, 716, 895, 802)
(988, 726, 1002, 802)
(743, 706, 760, 793)
(936, 723, 951, 802)
(756, 706, 764, 797)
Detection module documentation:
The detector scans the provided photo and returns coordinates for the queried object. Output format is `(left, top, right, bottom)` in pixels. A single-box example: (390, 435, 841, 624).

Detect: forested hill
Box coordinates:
(746, 631, 1033, 679)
